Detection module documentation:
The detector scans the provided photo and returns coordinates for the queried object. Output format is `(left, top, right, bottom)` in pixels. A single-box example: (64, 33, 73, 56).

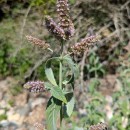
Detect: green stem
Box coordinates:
(60, 40, 64, 55)
(59, 40, 64, 89)
(47, 48, 53, 53)
(59, 61, 63, 89)
(59, 60, 63, 129)
(59, 41, 64, 129)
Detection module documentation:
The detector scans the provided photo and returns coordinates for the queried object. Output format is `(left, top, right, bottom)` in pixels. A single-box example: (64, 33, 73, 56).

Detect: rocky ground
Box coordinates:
(0, 74, 127, 130)
(0, 77, 49, 130)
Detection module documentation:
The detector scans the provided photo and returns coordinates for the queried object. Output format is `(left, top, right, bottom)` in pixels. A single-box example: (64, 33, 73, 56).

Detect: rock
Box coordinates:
(105, 104, 113, 119)
(0, 100, 11, 109)
(0, 77, 17, 92)
(15, 92, 28, 107)
(25, 104, 46, 125)
(0, 92, 3, 100)
(105, 95, 113, 104)
(0, 120, 18, 130)
(0, 109, 5, 115)
(16, 104, 31, 116)
(30, 98, 46, 109)
(7, 110, 25, 125)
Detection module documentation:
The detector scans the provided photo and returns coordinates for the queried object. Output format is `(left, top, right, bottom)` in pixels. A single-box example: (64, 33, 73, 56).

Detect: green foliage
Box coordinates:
(45, 55, 79, 130)
(85, 52, 106, 78)
(50, 86, 67, 103)
(10, 85, 23, 96)
(0, 114, 7, 121)
(88, 78, 100, 94)
(63, 71, 130, 130)
(8, 100, 15, 107)
(0, 0, 128, 129)
(0, 39, 11, 76)
(66, 93, 75, 117)
(46, 97, 61, 130)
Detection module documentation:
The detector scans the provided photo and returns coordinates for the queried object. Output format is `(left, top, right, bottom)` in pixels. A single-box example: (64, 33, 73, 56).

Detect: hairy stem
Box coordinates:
(59, 61, 63, 89)
(60, 40, 64, 55)
(59, 58, 63, 128)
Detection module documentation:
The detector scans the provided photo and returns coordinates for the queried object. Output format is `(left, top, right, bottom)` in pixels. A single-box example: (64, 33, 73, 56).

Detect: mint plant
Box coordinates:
(24, 0, 99, 129)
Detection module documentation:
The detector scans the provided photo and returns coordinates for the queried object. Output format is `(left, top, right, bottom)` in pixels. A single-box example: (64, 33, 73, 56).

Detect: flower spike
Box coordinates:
(89, 122, 108, 130)
(26, 35, 50, 49)
(57, 0, 75, 39)
(24, 81, 46, 93)
(45, 15, 66, 40)
(71, 35, 99, 54)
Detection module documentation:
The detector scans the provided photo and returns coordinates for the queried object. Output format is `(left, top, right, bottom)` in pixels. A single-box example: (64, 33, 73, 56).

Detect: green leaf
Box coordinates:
(66, 95, 75, 116)
(74, 127, 84, 130)
(44, 82, 53, 90)
(45, 67, 58, 86)
(62, 80, 69, 85)
(62, 55, 79, 84)
(50, 87, 67, 103)
(46, 97, 61, 130)
(45, 57, 60, 87)
(61, 93, 75, 118)
(89, 54, 95, 64)
(89, 68, 97, 72)
(100, 69, 105, 74)
(64, 55, 79, 77)
(94, 57, 99, 64)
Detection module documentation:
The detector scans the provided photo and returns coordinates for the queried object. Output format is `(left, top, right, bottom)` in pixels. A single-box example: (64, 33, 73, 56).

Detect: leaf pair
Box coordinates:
(46, 93, 75, 130)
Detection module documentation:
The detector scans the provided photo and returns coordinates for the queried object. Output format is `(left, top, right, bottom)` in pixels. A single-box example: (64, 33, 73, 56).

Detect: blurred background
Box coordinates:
(0, 0, 130, 130)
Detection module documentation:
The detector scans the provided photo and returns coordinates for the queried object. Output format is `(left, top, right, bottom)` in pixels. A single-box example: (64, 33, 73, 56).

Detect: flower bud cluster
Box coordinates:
(26, 35, 50, 49)
(45, 0, 75, 40)
(89, 122, 108, 130)
(45, 16, 66, 40)
(24, 81, 45, 93)
(57, 0, 75, 39)
(71, 35, 99, 54)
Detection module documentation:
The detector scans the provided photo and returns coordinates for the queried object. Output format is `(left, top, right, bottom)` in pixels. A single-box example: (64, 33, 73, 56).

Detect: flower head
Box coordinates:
(26, 35, 50, 49)
(24, 81, 45, 93)
(89, 122, 108, 130)
(71, 35, 99, 54)
(57, 0, 75, 39)
(45, 15, 66, 40)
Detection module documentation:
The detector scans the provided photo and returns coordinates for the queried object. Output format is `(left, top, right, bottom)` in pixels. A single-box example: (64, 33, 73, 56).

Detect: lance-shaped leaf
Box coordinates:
(66, 92, 75, 116)
(62, 55, 79, 85)
(50, 86, 67, 103)
(45, 68, 58, 87)
(45, 58, 59, 87)
(46, 97, 62, 130)
(60, 92, 75, 120)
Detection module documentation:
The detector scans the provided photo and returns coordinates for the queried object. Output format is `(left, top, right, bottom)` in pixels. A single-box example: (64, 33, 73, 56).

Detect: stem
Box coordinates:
(47, 48, 53, 53)
(59, 41, 64, 129)
(60, 40, 64, 55)
(59, 40, 64, 88)
(59, 59, 63, 129)
(59, 61, 63, 89)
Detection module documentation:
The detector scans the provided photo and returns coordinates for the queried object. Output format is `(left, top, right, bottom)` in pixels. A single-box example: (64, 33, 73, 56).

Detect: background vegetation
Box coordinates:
(0, 0, 130, 130)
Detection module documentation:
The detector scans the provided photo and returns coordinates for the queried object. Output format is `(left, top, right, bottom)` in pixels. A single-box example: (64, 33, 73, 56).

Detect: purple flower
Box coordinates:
(24, 81, 45, 93)
(45, 16, 66, 40)
(57, 0, 75, 39)
(71, 35, 99, 54)
(26, 35, 50, 49)
(89, 122, 108, 130)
